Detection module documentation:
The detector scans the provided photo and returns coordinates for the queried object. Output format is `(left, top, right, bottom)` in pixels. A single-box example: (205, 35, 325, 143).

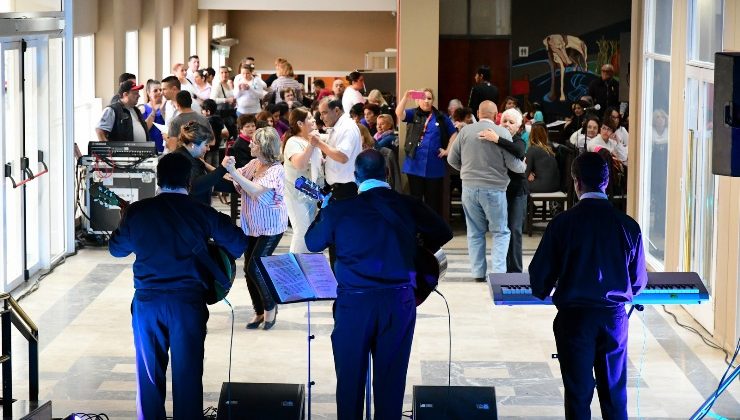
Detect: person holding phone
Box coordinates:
(395, 88, 457, 216)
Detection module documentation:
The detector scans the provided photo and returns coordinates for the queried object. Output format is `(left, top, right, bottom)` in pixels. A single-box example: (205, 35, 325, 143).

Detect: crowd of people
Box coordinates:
(101, 54, 641, 420)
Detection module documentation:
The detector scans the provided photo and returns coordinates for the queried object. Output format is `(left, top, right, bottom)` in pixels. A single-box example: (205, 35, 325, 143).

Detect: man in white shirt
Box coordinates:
(185, 55, 200, 84)
(95, 80, 151, 143)
(315, 98, 361, 200)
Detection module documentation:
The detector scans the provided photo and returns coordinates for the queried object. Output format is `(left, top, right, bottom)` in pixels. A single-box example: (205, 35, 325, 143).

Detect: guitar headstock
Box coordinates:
(90, 183, 129, 209)
(294, 176, 325, 201)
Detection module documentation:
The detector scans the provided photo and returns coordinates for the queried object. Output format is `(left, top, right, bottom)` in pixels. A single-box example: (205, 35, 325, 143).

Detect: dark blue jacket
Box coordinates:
(305, 187, 452, 293)
(109, 192, 249, 291)
(528, 198, 647, 308)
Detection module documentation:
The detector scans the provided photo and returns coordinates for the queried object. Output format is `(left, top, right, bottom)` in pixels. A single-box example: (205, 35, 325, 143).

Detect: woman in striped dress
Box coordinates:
(225, 127, 288, 330)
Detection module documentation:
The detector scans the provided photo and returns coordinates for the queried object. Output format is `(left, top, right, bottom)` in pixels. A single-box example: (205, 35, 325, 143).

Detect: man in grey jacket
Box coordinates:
(448, 100, 526, 280)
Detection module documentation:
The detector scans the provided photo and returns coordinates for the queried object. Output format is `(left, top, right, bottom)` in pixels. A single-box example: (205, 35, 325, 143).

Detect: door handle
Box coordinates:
(4, 163, 19, 188)
(21, 157, 35, 180)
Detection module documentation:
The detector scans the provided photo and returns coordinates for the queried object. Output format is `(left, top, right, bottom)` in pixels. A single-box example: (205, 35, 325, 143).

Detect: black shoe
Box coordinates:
(263, 306, 278, 330)
(474, 277, 487, 282)
(246, 314, 264, 329)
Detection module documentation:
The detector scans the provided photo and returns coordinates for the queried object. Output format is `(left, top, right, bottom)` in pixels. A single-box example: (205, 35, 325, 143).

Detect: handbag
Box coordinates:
(164, 199, 237, 305)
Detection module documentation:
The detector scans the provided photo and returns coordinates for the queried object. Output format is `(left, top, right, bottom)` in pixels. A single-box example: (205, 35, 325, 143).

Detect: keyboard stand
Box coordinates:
(690, 361, 740, 419)
(627, 304, 644, 318)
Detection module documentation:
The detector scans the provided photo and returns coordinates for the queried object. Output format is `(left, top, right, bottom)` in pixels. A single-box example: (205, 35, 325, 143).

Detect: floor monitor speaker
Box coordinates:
(413, 385, 497, 419)
(216, 382, 305, 420)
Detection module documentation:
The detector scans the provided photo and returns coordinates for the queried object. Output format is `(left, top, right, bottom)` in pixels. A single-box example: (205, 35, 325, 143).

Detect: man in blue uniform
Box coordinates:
(305, 149, 452, 420)
(109, 153, 249, 419)
(529, 152, 647, 420)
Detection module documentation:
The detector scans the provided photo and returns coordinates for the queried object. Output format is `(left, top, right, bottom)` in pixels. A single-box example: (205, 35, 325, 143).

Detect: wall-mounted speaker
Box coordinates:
(216, 382, 305, 420)
(713, 52, 740, 176)
(413, 385, 498, 419)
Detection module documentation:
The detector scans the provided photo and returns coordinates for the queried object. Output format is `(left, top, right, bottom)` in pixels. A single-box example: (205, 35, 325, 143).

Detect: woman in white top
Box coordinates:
(341, 71, 366, 114)
(604, 107, 629, 148)
(234, 63, 266, 115)
(282, 107, 324, 253)
(211, 66, 236, 108)
(588, 119, 628, 164)
(192, 69, 212, 104)
(569, 115, 600, 152)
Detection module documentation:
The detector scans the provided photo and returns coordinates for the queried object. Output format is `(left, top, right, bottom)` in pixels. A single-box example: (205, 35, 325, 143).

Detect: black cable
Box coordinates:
(433, 288, 452, 387)
(661, 305, 737, 367)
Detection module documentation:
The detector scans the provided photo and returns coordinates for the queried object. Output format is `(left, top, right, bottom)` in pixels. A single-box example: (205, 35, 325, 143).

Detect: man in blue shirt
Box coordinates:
(529, 152, 647, 420)
(305, 149, 452, 420)
(109, 153, 248, 419)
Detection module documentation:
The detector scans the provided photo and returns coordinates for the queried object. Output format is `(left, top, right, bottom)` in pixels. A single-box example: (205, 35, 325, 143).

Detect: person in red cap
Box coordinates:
(95, 80, 153, 143)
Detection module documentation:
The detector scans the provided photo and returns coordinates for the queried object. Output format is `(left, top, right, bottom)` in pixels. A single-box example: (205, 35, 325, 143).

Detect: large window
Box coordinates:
(211, 23, 227, 70)
(162, 27, 170, 78)
(73, 35, 97, 155)
(640, 0, 673, 267)
(688, 0, 724, 64)
(125, 30, 138, 77)
(189, 24, 197, 57)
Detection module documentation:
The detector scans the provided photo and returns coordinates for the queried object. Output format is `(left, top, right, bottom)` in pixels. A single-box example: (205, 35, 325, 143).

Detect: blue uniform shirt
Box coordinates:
(401, 109, 456, 178)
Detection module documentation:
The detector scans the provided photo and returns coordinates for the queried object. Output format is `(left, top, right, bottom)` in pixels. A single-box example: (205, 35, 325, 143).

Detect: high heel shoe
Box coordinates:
(263, 306, 278, 330)
(246, 314, 264, 329)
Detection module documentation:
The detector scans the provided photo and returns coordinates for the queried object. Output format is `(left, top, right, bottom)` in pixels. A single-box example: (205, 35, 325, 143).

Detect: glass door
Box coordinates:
(683, 66, 717, 332)
(1, 41, 25, 291)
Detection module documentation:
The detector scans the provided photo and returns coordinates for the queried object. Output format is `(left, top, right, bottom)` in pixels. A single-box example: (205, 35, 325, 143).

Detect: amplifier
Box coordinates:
(216, 382, 305, 420)
(413, 385, 498, 420)
(82, 158, 157, 234)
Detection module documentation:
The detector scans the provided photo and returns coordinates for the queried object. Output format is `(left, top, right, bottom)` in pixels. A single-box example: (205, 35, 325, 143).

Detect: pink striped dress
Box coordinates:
(233, 160, 288, 237)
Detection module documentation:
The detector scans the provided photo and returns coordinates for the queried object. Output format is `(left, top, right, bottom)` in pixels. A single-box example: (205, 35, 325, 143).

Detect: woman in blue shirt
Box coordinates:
(140, 79, 165, 153)
(395, 88, 457, 216)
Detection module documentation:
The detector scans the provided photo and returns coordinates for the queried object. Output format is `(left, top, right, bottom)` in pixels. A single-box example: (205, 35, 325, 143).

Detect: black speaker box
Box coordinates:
(713, 52, 740, 176)
(216, 382, 305, 420)
(413, 385, 498, 419)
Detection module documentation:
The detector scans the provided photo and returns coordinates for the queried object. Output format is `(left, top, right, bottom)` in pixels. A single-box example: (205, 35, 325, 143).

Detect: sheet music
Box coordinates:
(296, 253, 337, 299)
(260, 254, 315, 302)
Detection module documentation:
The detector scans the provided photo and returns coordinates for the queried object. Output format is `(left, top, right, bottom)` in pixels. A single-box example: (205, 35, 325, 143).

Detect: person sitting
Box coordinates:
(374, 114, 397, 151)
(452, 107, 475, 130)
(569, 116, 601, 153)
(282, 87, 301, 110)
(588, 119, 628, 165)
(563, 100, 589, 140)
(604, 106, 629, 160)
(361, 103, 381, 136)
(495, 96, 519, 125)
(526, 123, 560, 193)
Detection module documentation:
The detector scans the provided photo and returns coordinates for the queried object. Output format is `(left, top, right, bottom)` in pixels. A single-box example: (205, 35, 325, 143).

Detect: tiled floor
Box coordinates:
(6, 219, 740, 419)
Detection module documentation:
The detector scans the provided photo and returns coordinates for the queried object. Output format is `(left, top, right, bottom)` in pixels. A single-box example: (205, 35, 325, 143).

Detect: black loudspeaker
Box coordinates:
(713, 52, 740, 176)
(413, 385, 498, 419)
(216, 382, 305, 420)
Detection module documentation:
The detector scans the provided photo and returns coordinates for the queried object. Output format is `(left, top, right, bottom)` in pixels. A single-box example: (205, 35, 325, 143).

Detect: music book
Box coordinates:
(258, 253, 337, 303)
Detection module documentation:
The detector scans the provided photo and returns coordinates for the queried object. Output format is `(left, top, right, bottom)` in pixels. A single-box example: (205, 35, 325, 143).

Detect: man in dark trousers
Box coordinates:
(109, 153, 249, 420)
(588, 64, 620, 117)
(528, 152, 647, 420)
(468, 64, 499, 115)
(305, 149, 452, 420)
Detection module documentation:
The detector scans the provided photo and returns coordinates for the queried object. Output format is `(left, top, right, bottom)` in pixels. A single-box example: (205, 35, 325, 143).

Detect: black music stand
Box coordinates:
(257, 254, 337, 420)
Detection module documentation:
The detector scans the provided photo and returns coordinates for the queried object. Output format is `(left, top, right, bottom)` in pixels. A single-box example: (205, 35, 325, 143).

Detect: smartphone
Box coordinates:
(409, 90, 426, 100)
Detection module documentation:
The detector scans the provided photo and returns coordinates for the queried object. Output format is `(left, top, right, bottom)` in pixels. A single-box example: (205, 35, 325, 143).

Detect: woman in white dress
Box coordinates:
(282, 108, 324, 253)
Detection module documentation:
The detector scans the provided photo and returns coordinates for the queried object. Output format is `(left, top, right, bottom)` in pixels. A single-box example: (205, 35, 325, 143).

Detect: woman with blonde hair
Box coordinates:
(270, 60, 303, 104)
(225, 127, 288, 330)
(282, 107, 324, 253)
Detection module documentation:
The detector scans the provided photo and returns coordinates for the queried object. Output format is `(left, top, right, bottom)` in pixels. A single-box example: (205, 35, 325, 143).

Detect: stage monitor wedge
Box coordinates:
(413, 385, 497, 420)
(713, 52, 740, 176)
(216, 382, 305, 420)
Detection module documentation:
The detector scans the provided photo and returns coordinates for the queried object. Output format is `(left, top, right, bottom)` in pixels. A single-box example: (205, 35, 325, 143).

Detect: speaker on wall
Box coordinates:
(713, 52, 740, 176)
(413, 385, 498, 420)
(216, 382, 305, 420)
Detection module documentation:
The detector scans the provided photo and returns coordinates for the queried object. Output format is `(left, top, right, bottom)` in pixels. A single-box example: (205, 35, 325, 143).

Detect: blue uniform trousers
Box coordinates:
(331, 287, 416, 420)
(554, 307, 629, 420)
(132, 289, 209, 420)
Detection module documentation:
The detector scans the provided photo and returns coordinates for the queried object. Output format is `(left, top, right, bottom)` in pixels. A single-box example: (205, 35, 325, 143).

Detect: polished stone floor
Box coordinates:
(6, 219, 740, 419)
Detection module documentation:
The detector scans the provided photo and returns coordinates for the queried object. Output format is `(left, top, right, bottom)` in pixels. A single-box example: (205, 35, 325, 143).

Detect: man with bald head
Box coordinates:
(447, 100, 526, 280)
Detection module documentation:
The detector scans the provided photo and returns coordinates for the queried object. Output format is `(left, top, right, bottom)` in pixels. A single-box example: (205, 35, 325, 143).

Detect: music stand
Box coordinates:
(257, 254, 337, 420)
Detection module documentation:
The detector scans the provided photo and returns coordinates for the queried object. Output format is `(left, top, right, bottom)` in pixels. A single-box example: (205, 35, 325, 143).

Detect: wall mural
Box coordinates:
(512, 20, 629, 119)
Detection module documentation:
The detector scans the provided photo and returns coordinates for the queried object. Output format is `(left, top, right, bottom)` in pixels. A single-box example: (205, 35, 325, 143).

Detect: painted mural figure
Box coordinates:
(543, 34, 588, 101)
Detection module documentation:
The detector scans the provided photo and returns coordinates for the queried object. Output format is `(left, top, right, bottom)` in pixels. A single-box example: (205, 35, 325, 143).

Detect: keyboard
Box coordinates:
(489, 272, 708, 306)
(88, 141, 157, 158)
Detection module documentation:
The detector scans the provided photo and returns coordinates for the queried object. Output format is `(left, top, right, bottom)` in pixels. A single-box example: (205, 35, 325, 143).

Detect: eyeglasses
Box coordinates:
(600, 126, 613, 132)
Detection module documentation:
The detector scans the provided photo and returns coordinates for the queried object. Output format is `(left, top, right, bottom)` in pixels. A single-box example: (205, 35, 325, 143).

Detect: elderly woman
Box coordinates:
(480, 108, 529, 272)
(282, 108, 324, 253)
(396, 88, 457, 216)
(225, 127, 288, 330)
(174, 120, 231, 206)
